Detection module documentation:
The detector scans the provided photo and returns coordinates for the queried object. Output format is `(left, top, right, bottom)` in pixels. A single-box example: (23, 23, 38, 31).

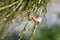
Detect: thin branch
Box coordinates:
(0, 1, 19, 11)
(30, 24, 38, 40)
(6, 3, 21, 18)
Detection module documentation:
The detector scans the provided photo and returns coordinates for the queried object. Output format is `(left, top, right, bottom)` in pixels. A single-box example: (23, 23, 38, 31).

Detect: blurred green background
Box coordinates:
(0, 0, 60, 40)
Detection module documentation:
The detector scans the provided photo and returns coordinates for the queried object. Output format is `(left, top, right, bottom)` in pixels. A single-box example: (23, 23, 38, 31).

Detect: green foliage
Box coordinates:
(0, 0, 54, 40)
